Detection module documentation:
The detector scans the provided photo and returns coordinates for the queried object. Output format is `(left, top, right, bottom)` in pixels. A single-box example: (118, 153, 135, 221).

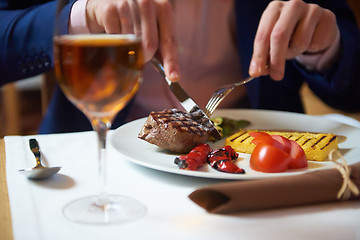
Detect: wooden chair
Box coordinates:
(0, 73, 52, 137)
(0, 83, 21, 136)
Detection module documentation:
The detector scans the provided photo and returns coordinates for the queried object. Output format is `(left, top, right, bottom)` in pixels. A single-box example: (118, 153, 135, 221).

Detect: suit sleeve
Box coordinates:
(0, 0, 75, 86)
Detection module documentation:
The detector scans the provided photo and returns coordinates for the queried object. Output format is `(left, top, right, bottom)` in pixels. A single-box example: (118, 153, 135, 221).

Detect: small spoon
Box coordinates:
(19, 138, 61, 180)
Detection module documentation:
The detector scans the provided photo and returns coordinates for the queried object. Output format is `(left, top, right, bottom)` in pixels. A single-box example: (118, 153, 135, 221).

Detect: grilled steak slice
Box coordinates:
(138, 109, 217, 153)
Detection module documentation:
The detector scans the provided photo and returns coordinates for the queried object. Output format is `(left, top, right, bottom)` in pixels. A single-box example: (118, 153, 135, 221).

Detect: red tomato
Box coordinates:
(271, 135, 292, 153)
(249, 132, 308, 173)
(249, 132, 279, 148)
(249, 132, 287, 152)
(288, 140, 308, 169)
(250, 143, 292, 172)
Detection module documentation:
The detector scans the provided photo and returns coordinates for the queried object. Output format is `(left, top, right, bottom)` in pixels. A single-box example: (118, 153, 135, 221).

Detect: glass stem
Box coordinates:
(94, 119, 111, 205)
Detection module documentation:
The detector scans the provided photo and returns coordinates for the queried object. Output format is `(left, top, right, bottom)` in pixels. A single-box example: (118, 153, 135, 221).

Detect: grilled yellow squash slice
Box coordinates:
(225, 129, 338, 161)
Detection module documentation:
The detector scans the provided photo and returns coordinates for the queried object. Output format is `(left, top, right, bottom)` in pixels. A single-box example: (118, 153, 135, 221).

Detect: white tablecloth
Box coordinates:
(5, 115, 360, 240)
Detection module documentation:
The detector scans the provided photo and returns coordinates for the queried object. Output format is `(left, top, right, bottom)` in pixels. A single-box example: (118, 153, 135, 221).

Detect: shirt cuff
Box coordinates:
(69, 0, 90, 34)
(295, 30, 341, 73)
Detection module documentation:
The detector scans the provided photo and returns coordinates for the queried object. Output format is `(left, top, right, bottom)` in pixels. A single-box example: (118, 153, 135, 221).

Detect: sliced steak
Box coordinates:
(138, 109, 218, 153)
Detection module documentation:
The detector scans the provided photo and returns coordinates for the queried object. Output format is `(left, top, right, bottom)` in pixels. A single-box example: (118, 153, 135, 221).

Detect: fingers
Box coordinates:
(250, 0, 339, 81)
(137, 0, 158, 62)
(268, 0, 305, 80)
(86, 0, 180, 82)
(155, 0, 180, 81)
(139, 0, 179, 81)
(101, 2, 125, 34)
(250, 2, 280, 78)
(287, 4, 321, 58)
(118, 1, 134, 34)
(251, 0, 306, 80)
(86, 0, 124, 33)
(306, 9, 338, 53)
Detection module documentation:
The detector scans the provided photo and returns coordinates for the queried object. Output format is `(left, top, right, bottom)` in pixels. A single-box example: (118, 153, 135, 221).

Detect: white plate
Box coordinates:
(110, 109, 360, 180)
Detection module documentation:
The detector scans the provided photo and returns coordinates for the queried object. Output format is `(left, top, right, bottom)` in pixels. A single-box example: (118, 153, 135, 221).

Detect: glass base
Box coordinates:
(63, 195, 146, 224)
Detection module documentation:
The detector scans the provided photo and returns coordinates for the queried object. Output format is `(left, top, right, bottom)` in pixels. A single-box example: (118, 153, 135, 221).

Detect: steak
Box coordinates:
(138, 109, 219, 153)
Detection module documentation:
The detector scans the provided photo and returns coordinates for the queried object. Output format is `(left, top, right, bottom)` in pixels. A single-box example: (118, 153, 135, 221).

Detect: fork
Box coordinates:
(204, 76, 254, 117)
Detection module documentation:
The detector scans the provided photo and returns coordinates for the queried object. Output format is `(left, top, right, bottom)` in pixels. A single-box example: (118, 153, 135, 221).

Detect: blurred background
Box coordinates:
(1, 0, 359, 138)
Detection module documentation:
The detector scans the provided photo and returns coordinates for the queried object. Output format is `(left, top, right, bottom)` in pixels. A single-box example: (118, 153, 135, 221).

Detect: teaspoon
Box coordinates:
(19, 139, 61, 180)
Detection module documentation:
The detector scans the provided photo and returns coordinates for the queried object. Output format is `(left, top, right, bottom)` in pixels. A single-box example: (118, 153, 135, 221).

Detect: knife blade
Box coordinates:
(151, 57, 221, 140)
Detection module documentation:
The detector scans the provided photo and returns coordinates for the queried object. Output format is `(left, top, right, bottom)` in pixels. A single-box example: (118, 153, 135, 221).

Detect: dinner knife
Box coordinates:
(151, 57, 221, 140)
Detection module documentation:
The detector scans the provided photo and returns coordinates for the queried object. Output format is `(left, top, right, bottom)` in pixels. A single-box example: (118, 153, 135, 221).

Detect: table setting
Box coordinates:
(1, 0, 359, 239)
(1, 110, 360, 240)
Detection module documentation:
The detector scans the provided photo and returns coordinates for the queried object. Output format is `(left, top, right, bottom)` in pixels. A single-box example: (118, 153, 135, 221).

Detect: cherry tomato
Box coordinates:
(271, 135, 292, 153)
(250, 143, 292, 173)
(249, 132, 308, 173)
(249, 132, 281, 148)
(288, 140, 307, 169)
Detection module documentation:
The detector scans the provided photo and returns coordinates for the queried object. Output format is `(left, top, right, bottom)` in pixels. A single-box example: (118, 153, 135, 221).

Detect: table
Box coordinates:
(0, 139, 13, 240)
(2, 129, 360, 240)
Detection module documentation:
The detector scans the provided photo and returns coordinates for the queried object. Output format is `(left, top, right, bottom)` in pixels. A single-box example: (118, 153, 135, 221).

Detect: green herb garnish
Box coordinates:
(211, 116, 250, 139)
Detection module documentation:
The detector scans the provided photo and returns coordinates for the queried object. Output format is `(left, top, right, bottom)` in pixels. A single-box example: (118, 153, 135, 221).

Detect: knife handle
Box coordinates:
(151, 57, 171, 84)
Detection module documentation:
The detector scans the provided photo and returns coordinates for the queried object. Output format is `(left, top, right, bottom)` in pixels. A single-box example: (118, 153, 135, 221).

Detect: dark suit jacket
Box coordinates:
(1, 0, 359, 133)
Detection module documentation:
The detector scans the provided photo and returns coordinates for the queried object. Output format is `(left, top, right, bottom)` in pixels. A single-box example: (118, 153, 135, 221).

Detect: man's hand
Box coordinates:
(250, 0, 340, 80)
(86, 0, 180, 81)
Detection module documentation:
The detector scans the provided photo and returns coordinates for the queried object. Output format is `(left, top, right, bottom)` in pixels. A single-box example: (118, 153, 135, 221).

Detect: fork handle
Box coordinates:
(234, 76, 254, 87)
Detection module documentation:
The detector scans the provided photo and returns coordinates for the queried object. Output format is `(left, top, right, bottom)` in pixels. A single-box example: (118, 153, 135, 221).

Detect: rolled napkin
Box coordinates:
(189, 161, 360, 214)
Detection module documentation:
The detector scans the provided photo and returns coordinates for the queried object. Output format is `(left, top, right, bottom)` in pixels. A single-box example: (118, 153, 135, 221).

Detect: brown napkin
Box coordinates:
(189, 162, 360, 214)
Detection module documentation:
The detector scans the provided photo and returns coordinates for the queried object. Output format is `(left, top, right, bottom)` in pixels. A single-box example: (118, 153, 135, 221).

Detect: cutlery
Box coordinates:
(19, 139, 61, 180)
(151, 57, 221, 139)
(204, 76, 254, 117)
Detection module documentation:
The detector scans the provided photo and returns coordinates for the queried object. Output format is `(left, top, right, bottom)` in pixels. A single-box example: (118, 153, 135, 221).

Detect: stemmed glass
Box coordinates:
(53, 0, 145, 224)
